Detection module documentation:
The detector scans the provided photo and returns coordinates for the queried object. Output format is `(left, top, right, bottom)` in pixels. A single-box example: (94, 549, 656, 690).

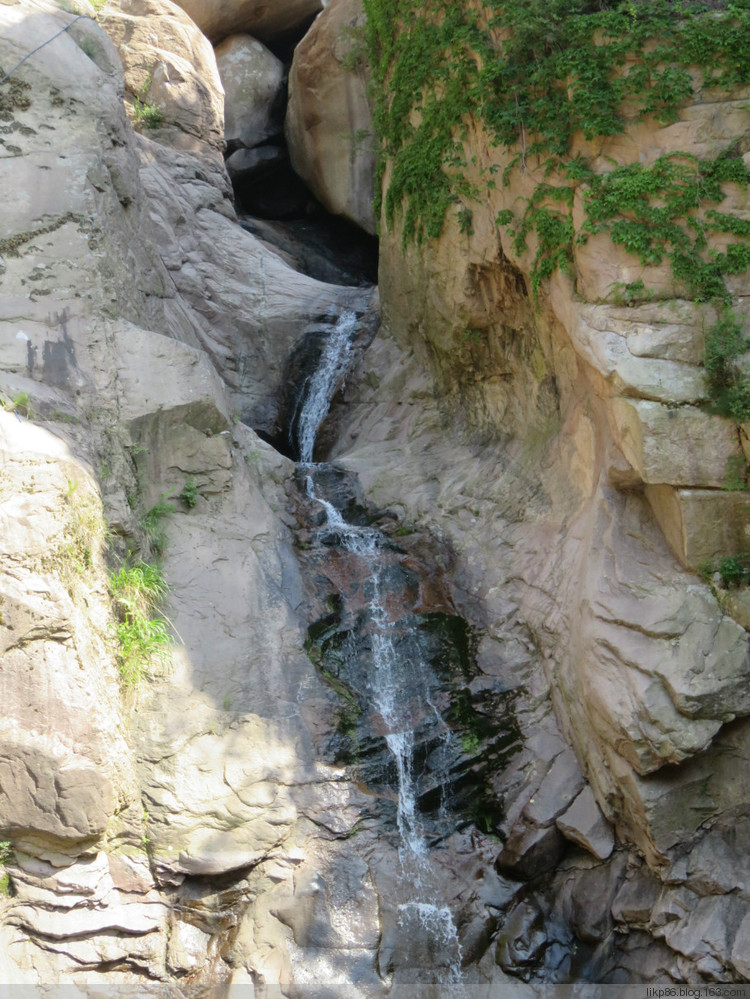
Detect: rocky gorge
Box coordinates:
(2, 0, 750, 989)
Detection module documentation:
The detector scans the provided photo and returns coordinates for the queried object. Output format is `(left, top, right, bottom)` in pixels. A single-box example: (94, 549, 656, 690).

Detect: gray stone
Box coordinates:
(216, 34, 285, 150)
(495, 899, 547, 971)
(556, 786, 615, 860)
(523, 748, 584, 825)
(611, 868, 662, 924)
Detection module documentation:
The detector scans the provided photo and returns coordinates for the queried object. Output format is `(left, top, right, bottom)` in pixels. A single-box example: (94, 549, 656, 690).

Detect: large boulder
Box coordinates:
(286, 0, 376, 234)
(216, 34, 285, 151)
(98, 0, 226, 173)
(170, 0, 324, 45)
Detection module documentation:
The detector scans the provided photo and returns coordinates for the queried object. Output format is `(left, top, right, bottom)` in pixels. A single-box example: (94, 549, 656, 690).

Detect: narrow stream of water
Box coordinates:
(292, 309, 464, 985)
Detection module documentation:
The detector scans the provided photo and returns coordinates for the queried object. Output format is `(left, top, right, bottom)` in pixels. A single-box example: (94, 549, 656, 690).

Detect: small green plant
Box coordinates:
(697, 560, 715, 583)
(5, 392, 34, 419)
(461, 731, 481, 755)
(724, 455, 750, 492)
(180, 478, 199, 509)
(604, 279, 653, 306)
(80, 38, 97, 60)
(704, 311, 750, 423)
(0, 841, 13, 897)
(718, 553, 750, 588)
(132, 98, 164, 130)
(142, 495, 174, 557)
(109, 562, 171, 688)
(457, 206, 473, 236)
(131, 78, 164, 131)
(222, 692, 233, 711)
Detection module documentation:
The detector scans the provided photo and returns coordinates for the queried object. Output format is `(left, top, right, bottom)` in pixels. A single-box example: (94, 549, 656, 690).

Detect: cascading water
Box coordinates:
(295, 313, 466, 985)
(292, 308, 358, 464)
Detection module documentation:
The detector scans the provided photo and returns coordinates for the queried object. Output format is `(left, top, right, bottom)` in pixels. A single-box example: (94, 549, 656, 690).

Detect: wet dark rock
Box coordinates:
(568, 856, 626, 943)
(495, 899, 548, 970)
(611, 865, 663, 925)
(273, 312, 378, 461)
(495, 821, 567, 880)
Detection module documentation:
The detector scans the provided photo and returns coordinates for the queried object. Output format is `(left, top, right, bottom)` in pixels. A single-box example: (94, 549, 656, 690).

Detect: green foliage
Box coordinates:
(4, 391, 34, 419)
(131, 80, 163, 131)
(364, 0, 750, 419)
(179, 478, 199, 509)
(365, 0, 750, 247)
(717, 553, 750, 587)
(704, 310, 750, 421)
(0, 841, 12, 865)
(142, 495, 174, 557)
(723, 455, 750, 491)
(109, 562, 171, 688)
(132, 97, 164, 130)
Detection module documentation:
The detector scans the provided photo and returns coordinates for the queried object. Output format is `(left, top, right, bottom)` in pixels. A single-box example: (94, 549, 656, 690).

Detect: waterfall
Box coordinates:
(306, 475, 428, 857)
(297, 319, 465, 985)
(292, 308, 358, 463)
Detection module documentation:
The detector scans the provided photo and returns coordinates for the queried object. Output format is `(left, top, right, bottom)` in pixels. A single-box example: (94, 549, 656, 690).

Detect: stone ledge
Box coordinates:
(611, 398, 742, 488)
(645, 484, 750, 569)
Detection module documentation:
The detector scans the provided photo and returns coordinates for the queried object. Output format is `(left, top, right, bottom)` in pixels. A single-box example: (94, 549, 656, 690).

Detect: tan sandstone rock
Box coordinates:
(286, 0, 376, 234)
(99, 0, 226, 173)
(171, 0, 324, 45)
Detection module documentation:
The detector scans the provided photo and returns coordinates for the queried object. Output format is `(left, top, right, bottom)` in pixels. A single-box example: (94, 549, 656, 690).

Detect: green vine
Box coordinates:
(364, 0, 750, 418)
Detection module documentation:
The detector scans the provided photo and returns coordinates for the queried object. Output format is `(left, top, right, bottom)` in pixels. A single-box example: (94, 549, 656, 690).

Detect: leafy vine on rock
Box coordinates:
(363, 0, 750, 418)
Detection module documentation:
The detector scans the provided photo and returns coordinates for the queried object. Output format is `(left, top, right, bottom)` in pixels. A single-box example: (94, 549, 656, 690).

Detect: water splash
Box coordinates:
(294, 309, 358, 463)
(397, 901, 464, 983)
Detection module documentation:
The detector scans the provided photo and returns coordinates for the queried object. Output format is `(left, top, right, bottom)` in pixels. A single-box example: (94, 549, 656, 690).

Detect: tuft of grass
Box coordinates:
(132, 96, 164, 130)
(142, 496, 174, 557)
(4, 392, 34, 419)
(55, 486, 105, 590)
(109, 563, 171, 688)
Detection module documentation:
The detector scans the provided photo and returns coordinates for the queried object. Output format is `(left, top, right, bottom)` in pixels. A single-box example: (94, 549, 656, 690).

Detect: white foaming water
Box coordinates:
(397, 901, 464, 984)
(296, 309, 358, 463)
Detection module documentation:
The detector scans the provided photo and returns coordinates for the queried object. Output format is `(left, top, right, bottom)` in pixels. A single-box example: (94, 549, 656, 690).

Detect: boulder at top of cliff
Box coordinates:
(171, 0, 323, 45)
(286, 0, 376, 235)
(99, 0, 225, 172)
(216, 34, 285, 152)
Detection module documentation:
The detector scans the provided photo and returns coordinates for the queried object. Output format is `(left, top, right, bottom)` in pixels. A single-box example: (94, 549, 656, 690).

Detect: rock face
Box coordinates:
(171, 0, 324, 45)
(4, 0, 750, 988)
(328, 7, 750, 983)
(286, 0, 376, 234)
(98, 0, 226, 176)
(0, 0, 375, 983)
